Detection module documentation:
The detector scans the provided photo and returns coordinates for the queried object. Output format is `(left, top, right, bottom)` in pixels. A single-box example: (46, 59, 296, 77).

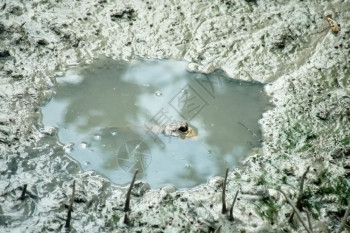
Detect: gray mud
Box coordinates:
(0, 0, 349, 232)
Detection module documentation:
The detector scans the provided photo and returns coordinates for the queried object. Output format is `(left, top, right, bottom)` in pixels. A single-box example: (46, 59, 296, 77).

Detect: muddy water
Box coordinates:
(42, 59, 270, 188)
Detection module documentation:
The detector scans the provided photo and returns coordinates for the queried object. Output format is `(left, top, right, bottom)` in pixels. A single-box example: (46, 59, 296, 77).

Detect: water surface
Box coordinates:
(42, 59, 270, 188)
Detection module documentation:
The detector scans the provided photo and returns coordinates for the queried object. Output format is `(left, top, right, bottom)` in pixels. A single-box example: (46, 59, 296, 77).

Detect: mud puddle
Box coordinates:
(41, 58, 270, 188)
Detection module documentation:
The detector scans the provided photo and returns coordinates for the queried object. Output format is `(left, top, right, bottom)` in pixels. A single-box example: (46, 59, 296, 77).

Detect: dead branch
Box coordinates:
(214, 225, 222, 233)
(65, 180, 76, 228)
(222, 168, 229, 214)
(238, 122, 259, 138)
(280, 189, 313, 233)
(124, 169, 138, 212)
(19, 184, 27, 200)
(337, 202, 350, 233)
(305, 209, 313, 232)
(296, 166, 310, 210)
(123, 212, 129, 225)
(229, 190, 239, 221)
(290, 166, 310, 222)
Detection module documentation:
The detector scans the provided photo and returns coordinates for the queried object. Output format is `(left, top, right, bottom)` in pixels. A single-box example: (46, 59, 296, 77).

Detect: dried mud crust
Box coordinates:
(0, 0, 349, 232)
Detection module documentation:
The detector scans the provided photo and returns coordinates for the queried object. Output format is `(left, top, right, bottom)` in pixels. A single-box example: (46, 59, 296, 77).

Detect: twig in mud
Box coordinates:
(238, 122, 259, 139)
(123, 212, 129, 225)
(20, 22, 26, 28)
(289, 166, 310, 222)
(222, 168, 229, 214)
(280, 189, 313, 233)
(296, 166, 310, 210)
(1, 3, 6, 11)
(214, 225, 222, 233)
(337, 202, 350, 233)
(19, 184, 27, 200)
(124, 169, 138, 212)
(305, 209, 313, 232)
(229, 190, 239, 221)
(65, 180, 76, 228)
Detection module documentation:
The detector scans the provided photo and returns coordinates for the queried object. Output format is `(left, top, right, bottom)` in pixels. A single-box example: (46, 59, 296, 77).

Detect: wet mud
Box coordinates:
(0, 0, 349, 232)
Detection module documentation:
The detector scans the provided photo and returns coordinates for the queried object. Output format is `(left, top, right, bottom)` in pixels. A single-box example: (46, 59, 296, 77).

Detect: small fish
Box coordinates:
(325, 14, 340, 33)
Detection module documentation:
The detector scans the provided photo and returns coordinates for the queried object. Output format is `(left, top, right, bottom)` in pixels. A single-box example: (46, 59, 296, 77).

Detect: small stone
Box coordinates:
(161, 185, 176, 194)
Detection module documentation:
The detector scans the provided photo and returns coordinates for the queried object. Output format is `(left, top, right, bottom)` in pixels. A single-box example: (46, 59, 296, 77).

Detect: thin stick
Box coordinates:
(124, 169, 138, 212)
(280, 189, 313, 233)
(290, 166, 310, 222)
(229, 190, 239, 221)
(288, 211, 295, 224)
(19, 184, 27, 200)
(238, 122, 259, 138)
(65, 180, 76, 228)
(296, 166, 310, 210)
(337, 202, 350, 233)
(222, 168, 229, 214)
(214, 225, 222, 233)
(305, 209, 313, 232)
(123, 212, 129, 225)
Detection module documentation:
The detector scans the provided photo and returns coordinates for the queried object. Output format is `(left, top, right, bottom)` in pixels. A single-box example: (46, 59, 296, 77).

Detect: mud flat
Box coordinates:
(0, 0, 349, 232)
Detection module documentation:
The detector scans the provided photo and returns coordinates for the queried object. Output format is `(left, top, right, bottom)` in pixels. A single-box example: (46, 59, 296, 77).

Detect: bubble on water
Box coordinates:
(84, 161, 91, 166)
(185, 163, 192, 168)
(111, 131, 118, 136)
(93, 134, 101, 141)
(155, 91, 163, 97)
(80, 142, 89, 149)
(207, 150, 212, 154)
